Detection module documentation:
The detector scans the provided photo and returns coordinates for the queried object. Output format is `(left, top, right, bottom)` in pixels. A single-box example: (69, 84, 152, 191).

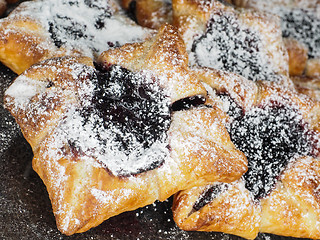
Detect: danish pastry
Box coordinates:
(4, 25, 247, 235)
(292, 75, 320, 101)
(172, 67, 320, 239)
(232, 0, 320, 77)
(122, 0, 173, 29)
(0, 0, 153, 74)
(172, 0, 291, 86)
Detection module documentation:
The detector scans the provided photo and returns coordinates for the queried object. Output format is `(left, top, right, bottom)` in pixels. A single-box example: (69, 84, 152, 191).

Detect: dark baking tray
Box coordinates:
(0, 64, 311, 240)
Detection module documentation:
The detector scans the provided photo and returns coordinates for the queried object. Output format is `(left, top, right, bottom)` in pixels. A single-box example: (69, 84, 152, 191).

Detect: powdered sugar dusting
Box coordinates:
(190, 7, 287, 82)
(3, 0, 153, 60)
(237, 0, 320, 58)
(91, 188, 134, 204)
(41, 64, 171, 177)
(4, 75, 48, 108)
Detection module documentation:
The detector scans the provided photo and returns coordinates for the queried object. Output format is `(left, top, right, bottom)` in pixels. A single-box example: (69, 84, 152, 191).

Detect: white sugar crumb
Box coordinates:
(189, 4, 287, 82)
(91, 188, 133, 204)
(240, 0, 320, 58)
(3, 0, 152, 60)
(4, 75, 48, 108)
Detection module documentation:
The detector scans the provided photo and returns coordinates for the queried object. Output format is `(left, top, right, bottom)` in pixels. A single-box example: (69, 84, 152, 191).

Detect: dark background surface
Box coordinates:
(0, 1, 312, 239)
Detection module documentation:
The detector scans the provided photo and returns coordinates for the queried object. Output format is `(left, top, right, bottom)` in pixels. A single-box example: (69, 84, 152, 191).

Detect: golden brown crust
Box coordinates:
(122, 0, 172, 29)
(197, 67, 320, 131)
(30, 105, 247, 235)
(98, 24, 207, 103)
(0, 16, 65, 74)
(3, 56, 94, 150)
(172, 0, 291, 86)
(283, 37, 308, 76)
(4, 26, 247, 235)
(192, 67, 259, 112)
(172, 67, 320, 239)
(0, 0, 152, 74)
(306, 58, 320, 77)
(231, 0, 320, 9)
(260, 157, 320, 239)
(172, 180, 261, 240)
(292, 75, 320, 102)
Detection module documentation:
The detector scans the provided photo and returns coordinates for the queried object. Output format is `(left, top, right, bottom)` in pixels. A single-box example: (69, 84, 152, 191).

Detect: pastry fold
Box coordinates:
(172, 179, 261, 240)
(172, 67, 320, 239)
(121, 0, 173, 29)
(0, 0, 152, 74)
(4, 25, 247, 235)
(172, 0, 291, 86)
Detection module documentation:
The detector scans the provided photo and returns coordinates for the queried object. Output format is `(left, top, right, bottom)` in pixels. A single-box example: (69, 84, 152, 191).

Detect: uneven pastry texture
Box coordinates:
(4, 25, 247, 235)
(122, 0, 173, 29)
(232, 0, 320, 100)
(172, 67, 320, 239)
(172, 0, 290, 86)
(0, 0, 153, 74)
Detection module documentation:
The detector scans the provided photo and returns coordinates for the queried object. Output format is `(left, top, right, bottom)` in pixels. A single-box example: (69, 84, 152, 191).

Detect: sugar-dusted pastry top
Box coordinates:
(234, 0, 320, 59)
(122, 0, 173, 29)
(0, 0, 153, 74)
(172, 0, 290, 84)
(229, 99, 319, 199)
(4, 25, 248, 235)
(172, 179, 260, 240)
(173, 67, 320, 239)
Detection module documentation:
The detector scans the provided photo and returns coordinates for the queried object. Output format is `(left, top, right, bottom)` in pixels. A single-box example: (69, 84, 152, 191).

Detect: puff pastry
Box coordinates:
(121, 0, 172, 29)
(292, 75, 320, 101)
(4, 25, 247, 235)
(172, 67, 320, 239)
(232, 0, 320, 76)
(0, 0, 153, 74)
(172, 0, 291, 86)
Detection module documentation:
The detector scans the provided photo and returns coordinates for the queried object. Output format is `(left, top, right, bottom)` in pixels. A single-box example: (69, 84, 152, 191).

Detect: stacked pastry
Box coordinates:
(1, 0, 320, 239)
(230, 0, 320, 101)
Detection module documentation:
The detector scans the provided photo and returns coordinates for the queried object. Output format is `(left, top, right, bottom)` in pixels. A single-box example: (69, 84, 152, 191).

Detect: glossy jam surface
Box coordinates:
(191, 11, 280, 82)
(193, 183, 228, 211)
(170, 95, 206, 112)
(229, 104, 315, 199)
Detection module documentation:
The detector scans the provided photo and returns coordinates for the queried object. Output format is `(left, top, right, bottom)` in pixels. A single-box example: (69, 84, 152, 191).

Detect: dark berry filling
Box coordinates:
(170, 95, 206, 112)
(49, 16, 89, 48)
(127, 0, 138, 23)
(94, 66, 171, 152)
(280, 8, 320, 58)
(191, 11, 280, 82)
(193, 183, 228, 211)
(48, 0, 112, 48)
(228, 103, 315, 199)
(77, 65, 172, 176)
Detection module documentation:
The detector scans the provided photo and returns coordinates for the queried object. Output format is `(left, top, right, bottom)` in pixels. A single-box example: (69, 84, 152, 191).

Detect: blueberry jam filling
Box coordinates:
(191, 11, 280, 82)
(49, 16, 90, 48)
(74, 65, 172, 177)
(280, 8, 320, 58)
(229, 104, 315, 199)
(47, 0, 112, 49)
(170, 95, 206, 112)
(193, 183, 228, 211)
(127, 0, 138, 23)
